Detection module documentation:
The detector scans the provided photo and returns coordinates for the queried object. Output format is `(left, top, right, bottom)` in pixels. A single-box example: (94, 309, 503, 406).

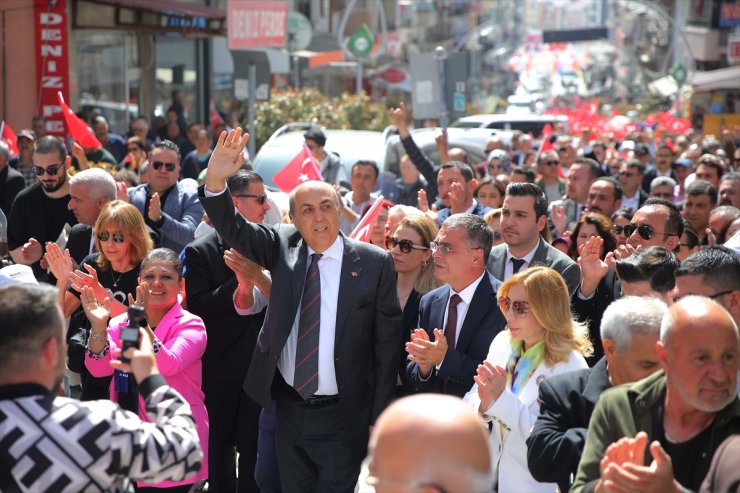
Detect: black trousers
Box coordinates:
(203, 380, 261, 493)
(273, 376, 361, 493)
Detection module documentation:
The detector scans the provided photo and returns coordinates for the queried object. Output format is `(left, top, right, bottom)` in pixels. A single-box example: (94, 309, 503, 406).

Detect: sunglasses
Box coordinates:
(613, 225, 625, 235)
(33, 163, 63, 176)
(542, 160, 559, 166)
(558, 147, 568, 153)
(151, 161, 177, 172)
(622, 223, 670, 240)
(385, 236, 428, 254)
(234, 193, 268, 205)
(498, 298, 530, 317)
(97, 231, 125, 243)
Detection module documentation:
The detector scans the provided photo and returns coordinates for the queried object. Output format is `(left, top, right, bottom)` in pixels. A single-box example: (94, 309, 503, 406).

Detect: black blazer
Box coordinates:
(405, 272, 506, 397)
(184, 230, 266, 385)
(198, 186, 403, 455)
(527, 358, 611, 493)
(0, 165, 24, 219)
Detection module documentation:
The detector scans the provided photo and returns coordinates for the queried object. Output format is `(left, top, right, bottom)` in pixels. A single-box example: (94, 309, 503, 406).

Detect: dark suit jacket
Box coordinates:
(67, 223, 160, 267)
(405, 272, 506, 397)
(436, 202, 492, 226)
(527, 358, 610, 493)
(184, 230, 266, 385)
(198, 186, 403, 455)
(486, 237, 581, 296)
(0, 165, 24, 219)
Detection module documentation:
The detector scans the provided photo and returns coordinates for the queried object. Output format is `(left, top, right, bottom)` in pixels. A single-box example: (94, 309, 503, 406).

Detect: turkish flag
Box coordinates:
(0, 121, 19, 157)
(57, 92, 102, 149)
(540, 123, 553, 138)
(272, 145, 323, 192)
(349, 196, 389, 243)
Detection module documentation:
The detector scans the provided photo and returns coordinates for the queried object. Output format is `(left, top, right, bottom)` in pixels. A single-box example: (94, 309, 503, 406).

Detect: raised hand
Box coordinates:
(390, 102, 410, 137)
(475, 361, 507, 412)
(406, 328, 448, 379)
(148, 192, 162, 222)
(127, 281, 150, 310)
(80, 285, 111, 329)
(44, 242, 75, 282)
(449, 181, 468, 213)
(71, 141, 89, 170)
(417, 189, 430, 213)
(70, 264, 107, 301)
(550, 204, 569, 236)
(21, 237, 44, 264)
(206, 128, 250, 191)
(116, 181, 130, 202)
(577, 235, 609, 298)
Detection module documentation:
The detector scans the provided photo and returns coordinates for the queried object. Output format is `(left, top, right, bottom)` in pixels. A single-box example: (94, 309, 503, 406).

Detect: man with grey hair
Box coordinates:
(0, 282, 204, 492)
(64, 168, 118, 265)
(535, 149, 566, 205)
(528, 297, 667, 492)
(364, 393, 493, 493)
(405, 213, 506, 397)
(572, 296, 740, 493)
(649, 176, 677, 201)
(718, 172, 740, 208)
(8, 136, 77, 283)
(0, 140, 24, 218)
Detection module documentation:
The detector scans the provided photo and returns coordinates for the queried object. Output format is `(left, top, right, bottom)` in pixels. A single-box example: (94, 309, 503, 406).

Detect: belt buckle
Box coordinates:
(305, 394, 338, 406)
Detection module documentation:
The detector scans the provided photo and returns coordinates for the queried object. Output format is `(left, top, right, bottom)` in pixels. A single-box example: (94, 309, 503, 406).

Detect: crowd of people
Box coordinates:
(0, 100, 738, 493)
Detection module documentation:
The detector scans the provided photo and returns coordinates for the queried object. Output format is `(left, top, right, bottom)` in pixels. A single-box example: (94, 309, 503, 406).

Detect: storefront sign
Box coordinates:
(228, 0, 287, 49)
(34, 0, 69, 137)
(719, 3, 740, 27)
(729, 37, 740, 64)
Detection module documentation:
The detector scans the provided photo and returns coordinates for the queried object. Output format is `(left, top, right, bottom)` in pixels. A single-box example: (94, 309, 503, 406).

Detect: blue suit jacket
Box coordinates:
(405, 272, 506, 397)
(436, 201, 492, 226)
(128, 181, 203, 253)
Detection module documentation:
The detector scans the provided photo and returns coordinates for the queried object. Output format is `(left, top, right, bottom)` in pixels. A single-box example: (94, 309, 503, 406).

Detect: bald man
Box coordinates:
(365, 394, 493, 493)
(572, 296, 740, 493)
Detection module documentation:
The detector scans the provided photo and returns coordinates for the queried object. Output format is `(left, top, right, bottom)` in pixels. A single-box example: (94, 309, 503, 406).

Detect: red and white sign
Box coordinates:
(729, 37, 740, 64)
(35, 0, 69, 137)
(228, 1, 288, 50)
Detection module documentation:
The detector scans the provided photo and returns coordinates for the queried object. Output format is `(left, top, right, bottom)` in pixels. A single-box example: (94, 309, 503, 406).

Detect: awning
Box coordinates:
(690, 66, 740, 92)
(74, 0, 226, 36)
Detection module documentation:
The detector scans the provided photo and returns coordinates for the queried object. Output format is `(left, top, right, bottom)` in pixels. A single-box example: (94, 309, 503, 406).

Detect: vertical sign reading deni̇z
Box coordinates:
(228, 0, 287, 49)
(35, 0, 69, 137)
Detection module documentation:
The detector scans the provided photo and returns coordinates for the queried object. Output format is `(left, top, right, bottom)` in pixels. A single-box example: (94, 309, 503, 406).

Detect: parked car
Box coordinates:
(451, 114, 569, 137)
(252, 123, 394, 195)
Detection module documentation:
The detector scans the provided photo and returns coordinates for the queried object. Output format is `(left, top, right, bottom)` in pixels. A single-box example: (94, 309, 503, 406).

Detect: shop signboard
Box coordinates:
(729, 37, 740, 64)
(719, 3, 740, 28)
(228, 0, 288, 49)
(34, 0, 69, 137)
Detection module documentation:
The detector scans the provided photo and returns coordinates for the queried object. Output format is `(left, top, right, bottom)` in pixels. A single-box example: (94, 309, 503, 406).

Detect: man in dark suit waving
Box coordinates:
(405, 214, 506, 397)
(199, 129, 403, 492)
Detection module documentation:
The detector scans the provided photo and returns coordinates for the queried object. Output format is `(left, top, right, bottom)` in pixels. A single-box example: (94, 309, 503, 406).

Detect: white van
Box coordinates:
(451, 114, 568, 136)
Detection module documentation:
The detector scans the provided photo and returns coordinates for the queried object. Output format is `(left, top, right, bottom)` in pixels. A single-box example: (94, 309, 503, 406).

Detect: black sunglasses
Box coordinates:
(33, 163, 63, 176)
(385, 236, 429, 254)
(558, 147, 568, 153)
(622, 223, 671, 240)
(151, 161, 177, 172)
(542, 160, 559, 166)
(234, 193, 268, 205)
(97, 231, 125, 243)
(613, 225, 625, 235)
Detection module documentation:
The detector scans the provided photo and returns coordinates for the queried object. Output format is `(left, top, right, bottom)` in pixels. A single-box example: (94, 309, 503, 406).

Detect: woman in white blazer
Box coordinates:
(464, 266, 593, 492)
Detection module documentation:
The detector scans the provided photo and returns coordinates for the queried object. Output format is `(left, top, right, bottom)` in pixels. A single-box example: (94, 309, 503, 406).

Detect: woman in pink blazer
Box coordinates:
(85, 248, 208, 492)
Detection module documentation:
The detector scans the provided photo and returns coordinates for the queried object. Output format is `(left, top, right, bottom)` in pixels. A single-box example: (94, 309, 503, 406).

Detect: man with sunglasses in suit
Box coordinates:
(127, 140, 203, 253)
(405, 214, 507, 398)
(8, 136, 77, 283)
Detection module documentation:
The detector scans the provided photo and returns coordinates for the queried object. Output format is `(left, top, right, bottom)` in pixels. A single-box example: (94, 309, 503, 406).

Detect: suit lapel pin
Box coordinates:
(536, 375, 545, 385)
(351, 271, 359, 277)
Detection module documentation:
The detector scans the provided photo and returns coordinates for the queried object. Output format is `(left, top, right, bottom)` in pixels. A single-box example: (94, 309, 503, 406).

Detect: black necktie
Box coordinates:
(445, 294, 463, 350)
(294, 253, 322, 399)
(511, 258, 526, 275)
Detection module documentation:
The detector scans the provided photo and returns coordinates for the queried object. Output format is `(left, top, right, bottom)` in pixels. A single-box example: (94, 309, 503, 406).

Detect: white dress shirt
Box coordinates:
(277, 236, 343, 396)
(503, 242, 540, 280)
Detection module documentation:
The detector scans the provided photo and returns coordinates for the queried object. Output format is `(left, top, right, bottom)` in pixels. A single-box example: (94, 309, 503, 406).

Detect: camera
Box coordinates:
(120, 305, 146, 363)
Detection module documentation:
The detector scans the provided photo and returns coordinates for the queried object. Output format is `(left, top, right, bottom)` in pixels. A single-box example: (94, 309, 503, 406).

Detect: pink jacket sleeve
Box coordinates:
(84, 316, 125, 377)
(154, 312, 207, 377)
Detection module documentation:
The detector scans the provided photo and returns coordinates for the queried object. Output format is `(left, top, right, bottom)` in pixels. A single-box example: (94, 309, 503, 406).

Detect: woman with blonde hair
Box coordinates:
(464, 266, 592, 492)
(385, 214, 439, 331)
